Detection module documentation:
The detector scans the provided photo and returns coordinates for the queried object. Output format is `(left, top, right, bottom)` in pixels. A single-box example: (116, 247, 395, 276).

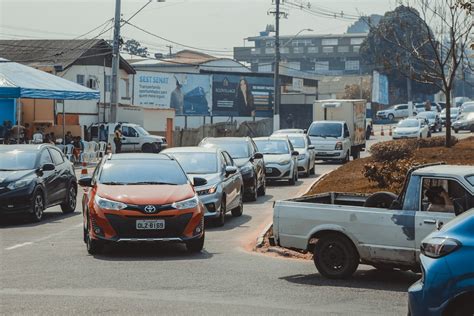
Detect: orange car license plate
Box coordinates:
(136, 220, 165, 230)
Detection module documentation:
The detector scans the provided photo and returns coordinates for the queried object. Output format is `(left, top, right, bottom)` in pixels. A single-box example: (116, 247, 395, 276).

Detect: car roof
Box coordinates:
(271, 133, 305, 138)
(0, 144, 52, 152)
(273, 129, 304, 133)
(413, 165, 474, 180)
(163, 146, 218, 154)
(254, 136, 288, 141)
(202, 137, 250, 143)
(108, 153, 172, 161)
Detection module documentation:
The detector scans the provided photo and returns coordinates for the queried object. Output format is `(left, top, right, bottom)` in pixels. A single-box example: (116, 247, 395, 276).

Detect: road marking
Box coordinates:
(4, 223, 82, 251)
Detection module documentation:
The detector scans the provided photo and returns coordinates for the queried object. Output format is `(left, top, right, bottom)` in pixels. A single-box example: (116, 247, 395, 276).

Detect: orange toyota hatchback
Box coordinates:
(78, 153, 207, 255)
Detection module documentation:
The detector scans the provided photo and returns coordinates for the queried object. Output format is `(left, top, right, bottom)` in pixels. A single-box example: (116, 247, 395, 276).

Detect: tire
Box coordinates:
(304, 162, 311, 177)
(214, 197, 226, 227)
(289, 170, 296, 185)
(60, 183, 77, 214)
(363, 191, 398, 208)
(231, 190, 244, 217)
(186, 233, 205, 253)
(447, 293, 474, 316)
(470, 125, 474, 133)
(142, 143, 153, 153)
(310, 162, 315, 175)
(439, 126, 442, 132)
(257, 177, 266, 196)
(388, 114, 394, 121)
(85, 219, 103, 255)
(341, 151, 350, 164)
(30, 190, 45, 222)
(248, 177, 258, 201)
(454, 129, 459, 134)
(313, 234, 359, 279)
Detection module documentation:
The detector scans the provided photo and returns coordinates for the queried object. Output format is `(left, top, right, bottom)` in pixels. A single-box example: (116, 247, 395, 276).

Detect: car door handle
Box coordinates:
(423, 219, 437, 224)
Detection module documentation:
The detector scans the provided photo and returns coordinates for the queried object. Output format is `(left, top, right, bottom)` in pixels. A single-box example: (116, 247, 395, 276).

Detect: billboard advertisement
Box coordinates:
(212, 74, 274, 117)
(371, 71, 389, 105)
(134, 72, 212, 115)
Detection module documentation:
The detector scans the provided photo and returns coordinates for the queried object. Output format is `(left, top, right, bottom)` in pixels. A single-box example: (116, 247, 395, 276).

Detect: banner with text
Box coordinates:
(212, 74, 274, 117)
(134, 72, 212, 115)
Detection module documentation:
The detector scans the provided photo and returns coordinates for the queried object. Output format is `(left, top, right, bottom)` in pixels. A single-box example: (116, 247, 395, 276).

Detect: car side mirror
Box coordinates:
(78, 177, 93, 187)
(225, 166, 238, 176)
(292, 151, 299, 156)
(253, 152, 263, 160)
(308, 145, 315, 150)
(303, 129, 307, 134)
(42, 163, 55, 171)
(193, 177, 208, 187)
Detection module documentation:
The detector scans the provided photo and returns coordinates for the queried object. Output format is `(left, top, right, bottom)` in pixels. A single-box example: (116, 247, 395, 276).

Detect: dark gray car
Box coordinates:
(162, 147, 244, 227)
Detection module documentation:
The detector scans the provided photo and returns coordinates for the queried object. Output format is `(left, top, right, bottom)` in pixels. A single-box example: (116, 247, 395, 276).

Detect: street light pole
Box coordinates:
(273, 0, 281, 131)
(110, 0, 121, 123)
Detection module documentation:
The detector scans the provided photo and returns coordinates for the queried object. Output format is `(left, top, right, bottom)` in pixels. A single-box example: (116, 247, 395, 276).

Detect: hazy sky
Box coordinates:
(0, 0, 396, 58)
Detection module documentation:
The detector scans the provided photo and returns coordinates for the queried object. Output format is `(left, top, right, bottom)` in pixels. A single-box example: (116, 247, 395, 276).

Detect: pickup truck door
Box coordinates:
(121, 126, 140, 152)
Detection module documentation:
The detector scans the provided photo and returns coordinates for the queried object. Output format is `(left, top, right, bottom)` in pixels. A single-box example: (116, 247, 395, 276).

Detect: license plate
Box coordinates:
(317, 152, 328, 155)
(266, 167, 272, 173)
(136, 220, 165, 230)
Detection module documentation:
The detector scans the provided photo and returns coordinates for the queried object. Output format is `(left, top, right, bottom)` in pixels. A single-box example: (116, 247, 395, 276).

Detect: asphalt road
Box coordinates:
(1, 131, 472, 315)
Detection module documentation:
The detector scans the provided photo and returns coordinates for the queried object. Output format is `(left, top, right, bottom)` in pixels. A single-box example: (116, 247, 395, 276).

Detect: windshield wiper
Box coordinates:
(132, 181, 178, 185)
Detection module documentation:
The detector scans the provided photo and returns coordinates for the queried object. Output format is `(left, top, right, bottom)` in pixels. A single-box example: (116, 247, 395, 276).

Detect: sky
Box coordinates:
(0, 0, 397, 58)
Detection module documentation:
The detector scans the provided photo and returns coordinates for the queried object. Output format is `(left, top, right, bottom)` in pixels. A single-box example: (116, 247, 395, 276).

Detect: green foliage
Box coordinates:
(123, 39, 148, 57)
(360, 5, 441, 96)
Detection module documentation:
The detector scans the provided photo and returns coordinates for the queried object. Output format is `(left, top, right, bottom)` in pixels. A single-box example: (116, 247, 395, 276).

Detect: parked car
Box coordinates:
(254, 137, 299, 185)
(272, 129, 306, 135)
(416, 111, 442, 132)
(439, 107, 460, 126)
(454, 96, 471, 107)
(199, 137, 265, 202)
(460, 101, 474, 113)
(162, 147, 244, 227)
(393, 118, 430, 139)
(452, 112, 474, 133)
(272, 164, 474, 279)
(0, 144, 77, 222)
(408, 208, 474, 316)
(88, 122, 167, 153)
(272, 133, 315, 177)
(78, 153, 206, 254)
(376, 104, 410, 120)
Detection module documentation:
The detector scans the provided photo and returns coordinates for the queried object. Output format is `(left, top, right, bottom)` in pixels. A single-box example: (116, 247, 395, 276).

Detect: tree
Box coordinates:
(123, 39, 148, 57)
(342, 83, 371, 100)
(361, 1, 472, 147)
(360, 5, 442, 98)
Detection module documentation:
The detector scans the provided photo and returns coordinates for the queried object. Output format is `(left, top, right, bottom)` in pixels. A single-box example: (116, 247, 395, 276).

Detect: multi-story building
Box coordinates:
(234, 32, 368, 76)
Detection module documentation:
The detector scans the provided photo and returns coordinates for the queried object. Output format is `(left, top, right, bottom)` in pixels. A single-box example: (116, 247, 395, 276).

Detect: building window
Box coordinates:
(322, 46, 334, 53)
(280, 47, 290, 54)
(76, 74, 85, 86)
(315, 61, 329, 72)
(265, 41, 275, 47)
(291, 39, 312, 47)
(308, 46, 318, 53)
(87, 77, 97, 89)
(345, 60, 360, 71)
(121, 78, 130, 99)
(104, 75, 111, 92)
(285, 61, 300, 70)
(265, 47, 275, 54)
(338, 46, 349, 53)
(350, 38, 364, 45)
(251, 48, 260, 55)
(353, 46, 360, 53)
(258, 63, 272, 72)
(293, 47, 304, 54)
(322, 38, 338, 46)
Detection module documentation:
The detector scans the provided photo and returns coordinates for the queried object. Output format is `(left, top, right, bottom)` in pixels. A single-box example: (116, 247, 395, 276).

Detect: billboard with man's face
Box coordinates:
(212, 74, 274, 117)
(134, 72, 212, 115)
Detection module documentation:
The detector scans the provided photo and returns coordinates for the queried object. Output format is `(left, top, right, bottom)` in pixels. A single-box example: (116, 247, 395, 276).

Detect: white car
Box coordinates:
(271, 133, 316, 177)
(376, 104, 409, 120)
(440, 107, 460, 126)
(392, 118, 430, 139)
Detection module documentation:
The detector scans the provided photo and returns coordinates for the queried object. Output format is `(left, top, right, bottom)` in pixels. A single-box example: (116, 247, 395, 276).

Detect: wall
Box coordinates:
(21, 99, 54, 125)
(173, 118, 273, 147)
(0, 98, 16, 124)
(174, 115, 268, 129)
(143, 108, 175, 133)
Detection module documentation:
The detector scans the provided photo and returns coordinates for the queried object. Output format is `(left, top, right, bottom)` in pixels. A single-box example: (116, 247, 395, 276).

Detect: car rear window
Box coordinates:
(99, 159, 188, 185)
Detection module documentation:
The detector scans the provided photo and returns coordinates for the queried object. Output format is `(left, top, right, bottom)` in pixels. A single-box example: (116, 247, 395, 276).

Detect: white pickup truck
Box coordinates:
(273, 164, 474, 279)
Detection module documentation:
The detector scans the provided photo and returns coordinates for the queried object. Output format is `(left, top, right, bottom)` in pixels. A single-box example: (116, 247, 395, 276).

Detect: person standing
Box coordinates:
(235, 79, 255, 117)
(170, 80, 184, 115)
(114, 124, 122, 154)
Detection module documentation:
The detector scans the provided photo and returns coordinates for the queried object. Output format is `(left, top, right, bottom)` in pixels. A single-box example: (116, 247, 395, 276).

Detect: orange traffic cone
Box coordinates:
(389, 126, 392, 136)
(381, 126, 385, 136)
(80, 161, 88, 178)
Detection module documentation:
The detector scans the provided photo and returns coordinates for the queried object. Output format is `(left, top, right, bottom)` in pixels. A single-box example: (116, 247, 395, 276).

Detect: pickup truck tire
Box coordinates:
(363, 192, 398, 208)
(313, 234, 359, 279)
(142, 143, 153, 153)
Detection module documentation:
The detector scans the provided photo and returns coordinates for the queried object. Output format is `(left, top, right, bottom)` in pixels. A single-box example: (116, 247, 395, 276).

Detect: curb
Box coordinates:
(254, 169, 336, 249)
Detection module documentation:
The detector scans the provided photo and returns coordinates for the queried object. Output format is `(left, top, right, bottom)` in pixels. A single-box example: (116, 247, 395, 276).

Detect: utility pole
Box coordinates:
(110, 0, 121, 123)
(166, 45, 173, 58)
(271, 0, 281, 131)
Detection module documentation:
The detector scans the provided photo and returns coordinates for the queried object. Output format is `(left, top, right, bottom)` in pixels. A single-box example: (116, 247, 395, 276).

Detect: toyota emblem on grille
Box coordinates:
(144, 205, 156, 213)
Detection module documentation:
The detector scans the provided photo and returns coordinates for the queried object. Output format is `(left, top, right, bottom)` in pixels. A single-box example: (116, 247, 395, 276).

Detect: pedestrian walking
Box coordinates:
(114, 124, 122, 154)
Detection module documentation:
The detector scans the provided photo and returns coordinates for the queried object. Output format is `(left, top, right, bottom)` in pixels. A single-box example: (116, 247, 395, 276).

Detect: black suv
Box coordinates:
(0, 144, 77, 222)
(199, 137, 265, 201)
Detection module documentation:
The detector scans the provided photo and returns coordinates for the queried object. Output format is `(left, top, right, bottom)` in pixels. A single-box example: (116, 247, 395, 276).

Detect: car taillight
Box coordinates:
(421, 237, 461, 258)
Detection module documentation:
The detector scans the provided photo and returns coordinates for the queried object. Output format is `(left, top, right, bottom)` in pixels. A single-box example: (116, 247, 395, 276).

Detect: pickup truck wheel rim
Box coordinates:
(321, 243, 345, 271)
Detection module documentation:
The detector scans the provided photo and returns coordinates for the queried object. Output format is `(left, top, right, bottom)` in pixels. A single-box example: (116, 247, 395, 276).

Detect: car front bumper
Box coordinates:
(264, 163, 293, 180)
(314, 150, 345, 160)
(0, 186, 35, 215)
(197, 190, 223, 219)
(392, 133, 419, 139)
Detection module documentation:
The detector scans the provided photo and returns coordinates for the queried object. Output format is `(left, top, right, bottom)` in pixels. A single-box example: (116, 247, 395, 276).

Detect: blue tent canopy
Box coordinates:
(0, 58, 100, 100)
